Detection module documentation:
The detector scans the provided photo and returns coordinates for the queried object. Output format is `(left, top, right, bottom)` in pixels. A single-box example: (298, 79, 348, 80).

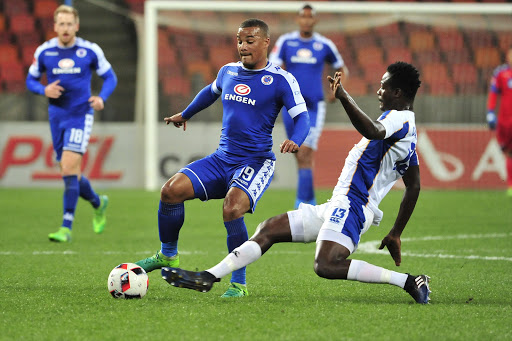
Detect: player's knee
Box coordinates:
(160, 176, 192, 203)
(222, 205, 245, 221)
(313, 258, 331, 279)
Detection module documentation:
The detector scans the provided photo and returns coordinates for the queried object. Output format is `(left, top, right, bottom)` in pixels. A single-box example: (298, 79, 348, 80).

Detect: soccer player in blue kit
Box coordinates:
(162, 62, 432, 304)
(26, 5, 117, 242)
(269, 4, 349, 208)
(134, 19, 310, 297)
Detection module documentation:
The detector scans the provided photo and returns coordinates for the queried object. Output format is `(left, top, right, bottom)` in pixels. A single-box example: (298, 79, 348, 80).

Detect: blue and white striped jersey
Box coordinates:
(269, 31, 344, 104)
(332, 109, 419, 225)
(212, 61, 307, 161)
(28, 37, 114, 117)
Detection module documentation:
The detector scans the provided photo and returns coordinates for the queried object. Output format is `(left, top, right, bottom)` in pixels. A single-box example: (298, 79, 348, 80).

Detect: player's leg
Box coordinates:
(219, 158, 276, 297)
(48, 150, 82, 242)
(497, 123, 512, 196)
(135, 172, 194, 272)
(314, 199, 430, 303)
(294, 101, 324, 208)
(162, 202, 326, 293)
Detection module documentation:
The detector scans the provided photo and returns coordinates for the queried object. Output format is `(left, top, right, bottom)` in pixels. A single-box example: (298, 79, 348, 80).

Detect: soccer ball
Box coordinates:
(107, 263, 148, 299)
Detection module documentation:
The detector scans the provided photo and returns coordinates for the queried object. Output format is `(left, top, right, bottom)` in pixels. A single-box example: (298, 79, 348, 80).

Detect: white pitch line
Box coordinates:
(1, 233, 511, 260)
(357, 232, 512, 261)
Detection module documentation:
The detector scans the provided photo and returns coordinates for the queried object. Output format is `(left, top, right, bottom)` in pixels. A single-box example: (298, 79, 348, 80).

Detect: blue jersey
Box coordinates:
(269, 31, 344, 104)
(27, 37, 115, 119)
(211, 61, 307, 161)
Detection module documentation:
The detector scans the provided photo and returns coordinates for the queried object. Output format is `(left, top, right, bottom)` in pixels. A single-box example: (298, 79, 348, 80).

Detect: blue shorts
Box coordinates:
(49, 113, 94, 161)
(179, 152, 275, 213)
(282, 100, 325, 150)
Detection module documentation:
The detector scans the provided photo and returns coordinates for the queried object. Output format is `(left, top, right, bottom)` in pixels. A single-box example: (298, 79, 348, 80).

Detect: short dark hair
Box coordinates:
(239, 18, 270, 38)
(300, 4, 315, 15)
(387, 62, 421, 100)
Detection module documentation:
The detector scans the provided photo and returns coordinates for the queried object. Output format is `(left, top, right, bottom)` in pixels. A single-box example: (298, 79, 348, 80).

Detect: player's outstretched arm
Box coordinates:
(379, 165, 420, 266)
(164, 113, 188, 131)
(328, 72, 386, 140)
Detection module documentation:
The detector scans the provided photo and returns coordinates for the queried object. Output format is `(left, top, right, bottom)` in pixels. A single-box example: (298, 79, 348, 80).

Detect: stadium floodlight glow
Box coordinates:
(143, 0, 512, 191)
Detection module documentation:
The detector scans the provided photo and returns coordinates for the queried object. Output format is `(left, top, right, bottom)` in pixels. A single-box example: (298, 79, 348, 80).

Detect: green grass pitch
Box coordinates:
(1, 188, 511, 340)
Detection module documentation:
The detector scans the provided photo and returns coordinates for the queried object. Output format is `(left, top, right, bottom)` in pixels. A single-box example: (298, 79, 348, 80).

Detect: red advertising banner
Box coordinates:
(315, 127, 507, 189)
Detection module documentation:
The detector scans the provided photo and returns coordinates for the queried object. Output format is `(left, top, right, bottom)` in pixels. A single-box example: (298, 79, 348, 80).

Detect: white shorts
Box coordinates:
(287, 196, 374, 254)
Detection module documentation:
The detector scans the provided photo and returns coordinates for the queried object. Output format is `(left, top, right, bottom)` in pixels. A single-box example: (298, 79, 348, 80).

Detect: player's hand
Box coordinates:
(327, 71, 347, 100)
(379, 234, 402, 266)
(88, 96, 104, 111)
(280, 139, 299, 153)
(164, 113, 188, 131)
(486, 111, 497, 130)
(44, 80, 64, 99)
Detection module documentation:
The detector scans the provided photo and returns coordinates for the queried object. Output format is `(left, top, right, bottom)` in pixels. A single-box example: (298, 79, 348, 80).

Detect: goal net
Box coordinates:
(143, 1, 512, 190)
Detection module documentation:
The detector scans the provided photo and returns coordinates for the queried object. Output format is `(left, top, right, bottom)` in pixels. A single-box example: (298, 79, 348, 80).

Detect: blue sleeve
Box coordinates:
(26, 73, 45, 96)
(290, 111, 310, 146)
(98, 68, 117, 101)
(181, 84, 220, 119)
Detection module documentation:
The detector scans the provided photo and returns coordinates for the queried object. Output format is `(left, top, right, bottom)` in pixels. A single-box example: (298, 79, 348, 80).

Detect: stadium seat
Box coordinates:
(3, 0, 29, 16)
(0, 61, 26, 93)
(14, 31, 42, 47)
(474, 47, 501, 68)
(34, 0, 58, 19)
(349, 31, 377, 50)
(9, 13, 36, 35)
(344, 77, 368, 96)
(356, 46, 383, 67)
(161, 76, 191, 97)
(186, 61, 214, 84)
(465, 30, 495, 48)
(21, 44, 38, 67)
(437, 30, 465, 51)
(380, 35, 406, 49)
(209, 45, 238, 71)
(497, 32, 512, 54)
(409, 31, 435, 52)
(384, 47, 412, 65)
(413, 50, 442, 65)
(452, 63, 478, 87)
(443, 47, 472, 64)
(0, 44, 19, 64)
(0, 14, 6, 32)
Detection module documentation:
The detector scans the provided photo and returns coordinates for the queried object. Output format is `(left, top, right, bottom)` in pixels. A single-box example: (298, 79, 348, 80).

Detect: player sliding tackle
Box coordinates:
(162, 61, 431, 304)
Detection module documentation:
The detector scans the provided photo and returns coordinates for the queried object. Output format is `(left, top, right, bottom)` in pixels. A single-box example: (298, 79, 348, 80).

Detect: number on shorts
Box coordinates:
(242, 166, 255, 181)
(69, 128, 83, 144)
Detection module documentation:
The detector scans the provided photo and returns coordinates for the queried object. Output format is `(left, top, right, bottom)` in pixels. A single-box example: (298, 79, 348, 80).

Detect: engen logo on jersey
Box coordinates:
(224, 84, 256, 106)
(53, 58, 81, 75)
(291, 48, 317, 64)
(234, 84, 251, 96)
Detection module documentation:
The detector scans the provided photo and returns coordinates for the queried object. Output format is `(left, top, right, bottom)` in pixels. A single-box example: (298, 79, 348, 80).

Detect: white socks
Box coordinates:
(207, 241, 262, 279)
(347, 259, 408, 288)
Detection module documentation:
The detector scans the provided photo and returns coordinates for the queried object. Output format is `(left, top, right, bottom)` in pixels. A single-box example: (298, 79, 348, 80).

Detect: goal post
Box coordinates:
(143, 0, 512, 191)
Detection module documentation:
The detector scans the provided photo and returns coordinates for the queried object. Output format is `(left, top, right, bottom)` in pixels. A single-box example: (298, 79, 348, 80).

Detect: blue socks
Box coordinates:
(79, 176, 100, 208)
(225, 217, 249, 285)
(158, 201, 184, 257)
(296, 168, 316, 208)
(62, 175, 79, 229)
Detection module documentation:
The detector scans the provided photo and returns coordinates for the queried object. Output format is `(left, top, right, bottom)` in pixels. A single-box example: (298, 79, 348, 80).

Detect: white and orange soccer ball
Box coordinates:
(107, 263, 148, 299)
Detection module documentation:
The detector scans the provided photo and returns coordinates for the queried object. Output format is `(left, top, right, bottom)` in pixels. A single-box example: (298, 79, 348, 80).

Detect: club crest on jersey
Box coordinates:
(261, 75, 273, 85)
(76, 48, 87, 58)
(234, 84, 251, 96)
(313, 42, 323, 51)
(53, 58, 81, 74)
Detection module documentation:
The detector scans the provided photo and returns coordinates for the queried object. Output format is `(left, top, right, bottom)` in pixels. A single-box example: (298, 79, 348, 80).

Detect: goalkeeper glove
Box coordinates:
(487, 111, 497, 130)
